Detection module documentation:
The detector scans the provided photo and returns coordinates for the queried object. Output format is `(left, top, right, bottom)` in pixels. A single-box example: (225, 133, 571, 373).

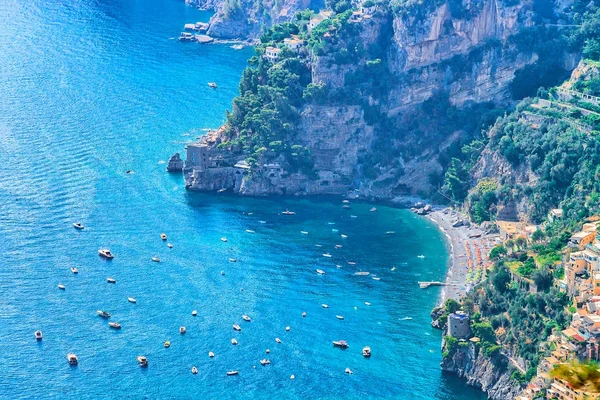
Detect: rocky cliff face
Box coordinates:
(184, 0, 576, 198)
(441, 342, 522, 400)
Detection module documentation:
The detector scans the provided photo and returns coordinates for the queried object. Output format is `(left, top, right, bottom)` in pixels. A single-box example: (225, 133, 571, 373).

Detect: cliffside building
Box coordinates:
(264, 46, 281, 61)
(447, 311, 471, 339)
(283, 37, 304, 51)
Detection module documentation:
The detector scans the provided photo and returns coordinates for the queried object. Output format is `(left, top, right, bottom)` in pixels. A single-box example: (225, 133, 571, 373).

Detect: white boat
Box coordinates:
(345, 367, 354, 374)
(160, 233, 167, 240)
(137, 355, 148, 367)
(128, 297, 137, 303)
(336, 315, 344, 320)
(281, 209, 295, 215)
(226, 370, 238, 376)
(98, 249, 114, 259)
(231, 338, 238, 345)
(209, 351, 215, 358)
(67, 353, 78, 365)
(192, 310, 197, 316)
(245, 229, 255, 234)
(332, 340, 349, 348)
(242, 315, 251, 322)
(71, 267, 78, 274)
(97, 310, 111, 318)
(354, 271, 370, 276)
(208, 82, 217, 88)
(108, 322, 121, 329)
(341, 234, 348, 238)
(167, 243, 173, 248)
(370, 207, 377, 212)
(386, 231, 395, 235)
(231, 44, 244, 50)
(328, 222, 336, 225)
(372, 277, 381, 281)
(107, 277, 116, 283)
(152, 257, 160, 262)
(302, 312, 307, 317)
(58, 284, 66, 290)
(351, 215, 357, 218)
(323, 253, 332, 258)
(275, 338, 282, 343)
(260, 359, 271, 366)
(342, 205, 350, 209)
(233, 324, 241, 331)
(391, 267, 396, 271)
(332, 229, 338, 232)
(290, 375, 295, 380)
(259, 220, 266, 224)
(316, 269, 325, 275)
(73, 222, 84, 230)
(285, 326, 290, 331)
(364, 302, 371, 306)
(321, 304, 329, 308)
(348, 261, 356, 265)
(335, 245, 342, 248)
(164, 341, 170, 348)
(229, 258, 237, 262)
(217, 188, 227, 193)
(180, 326, 186, 334)
(342, 200, 350, 204)
(220, 237, 227, 242)
(417, 255, 425, 259)
(362, 346, 371, 357)
(301, 231, 308, 235)
(191, 366, 198, 374)
(34, 330, 43, 340)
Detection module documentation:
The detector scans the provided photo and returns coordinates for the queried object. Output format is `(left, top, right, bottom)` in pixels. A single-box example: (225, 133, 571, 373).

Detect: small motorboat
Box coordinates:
(217, 188, 227, 193)
(233, 324, 242, 331)
(192, 310, 197, 316)
(137, 355, 148, 367)
(180, 326, 186, 334)
(160, 233, 167, 240)
(260, 359, 271, 366)
(364, 302, 371, 306)
(342, 205, 351, 209)
(128, 297, 137, 303)
(229, 258, 237, 262)
(98, 249, 114, 259)
(362, 346, 371, 357)
(67, 353, 78, 365)
(285, 326, 291, 331)
(391, 267, 396, 271)
(336, 315, 344, 320)
(242, 315, 251, 322)
(226, 370, 238, 376)
(290, 374, 295, 380)
(73, 222, 84, 230)
(342, 200, 350, 204)
(245, 229, 255, 234)
(70, 267, 78, 274)
(58, 284, 66, 290)
(370, 207, 377, 212)
(372, 277, 381, 281)
(335, 245, 342, 249)
(265, 349, 270, 354)
(34, 330, 43, 341)
(231, 44, 244, 50)
(351, 215, 357, 218)
(164, 341, 171, 348)
(231, 338, 238, 345)
(259, 220, 266, 224)
(302, 312, 307, 317)
(97, 310, 111, 318)
(316, 269, 325, 275)
(386, 231, 395, 235)
(323, 253, 332, 258)
(345, 367, 354, 374)
(191, 366, 198, 374)
(417, 255, 425, 259)
(301, 231, 308, 235)
(333, 340, 349, 349)
(220, 271, 225, 276)
(220, 237, 227, 242)
(275, 338, 281, 343)
(354, 271, 370, 276)
(209, 351, 215, 358)
(167, 243, 173, 248)
(281, 209, 295, 215)
(108, 322, 121, 329)
(151, 257, 160, 263)
(208, 82, 217, 88)
(336, 265, 342, 268)
(348, 261, 356, 265)
(341, 234, 348, 238)
(322, 304, 329, 308)
(107, 277, 116, 283)
(126, 170, 134, 174)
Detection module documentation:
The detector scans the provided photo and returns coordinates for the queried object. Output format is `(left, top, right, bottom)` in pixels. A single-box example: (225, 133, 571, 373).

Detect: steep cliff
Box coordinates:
(441, 342, 522, 400)
(184, 0, 576, 198)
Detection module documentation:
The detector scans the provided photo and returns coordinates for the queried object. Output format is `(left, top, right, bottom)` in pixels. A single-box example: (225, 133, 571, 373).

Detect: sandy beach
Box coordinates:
(425, 208, 500, 302)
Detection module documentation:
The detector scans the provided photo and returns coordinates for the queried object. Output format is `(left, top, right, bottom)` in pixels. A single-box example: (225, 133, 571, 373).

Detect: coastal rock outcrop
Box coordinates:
(167, 153, 184, 172)
(441, 342, 521, 400)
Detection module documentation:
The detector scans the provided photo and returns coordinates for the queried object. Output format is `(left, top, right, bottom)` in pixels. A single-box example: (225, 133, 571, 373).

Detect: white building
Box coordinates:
(264, 46, 281, 61)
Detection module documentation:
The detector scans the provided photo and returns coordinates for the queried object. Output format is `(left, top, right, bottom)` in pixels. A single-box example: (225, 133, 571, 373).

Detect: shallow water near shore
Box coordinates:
(0, 0, 486, 398)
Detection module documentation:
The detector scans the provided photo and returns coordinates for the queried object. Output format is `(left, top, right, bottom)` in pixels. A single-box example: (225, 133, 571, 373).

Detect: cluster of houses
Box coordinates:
(516, 216, 600, 400)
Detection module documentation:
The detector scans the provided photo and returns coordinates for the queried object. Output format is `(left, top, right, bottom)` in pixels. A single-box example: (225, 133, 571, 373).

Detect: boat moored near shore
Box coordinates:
(34, 330, 43, 340)
(67, 353, 78, 365)
(73, 222, 84, 230)
(137, 356, 148, 367)
(98, 249, 114, 259)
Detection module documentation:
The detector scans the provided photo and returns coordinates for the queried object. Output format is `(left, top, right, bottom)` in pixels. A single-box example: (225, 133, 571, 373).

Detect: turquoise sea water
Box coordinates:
(0, 1, 486, 399)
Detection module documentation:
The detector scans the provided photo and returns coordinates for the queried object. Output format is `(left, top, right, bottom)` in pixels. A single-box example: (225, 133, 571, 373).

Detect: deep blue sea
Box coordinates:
(0, 1, 487, 399)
